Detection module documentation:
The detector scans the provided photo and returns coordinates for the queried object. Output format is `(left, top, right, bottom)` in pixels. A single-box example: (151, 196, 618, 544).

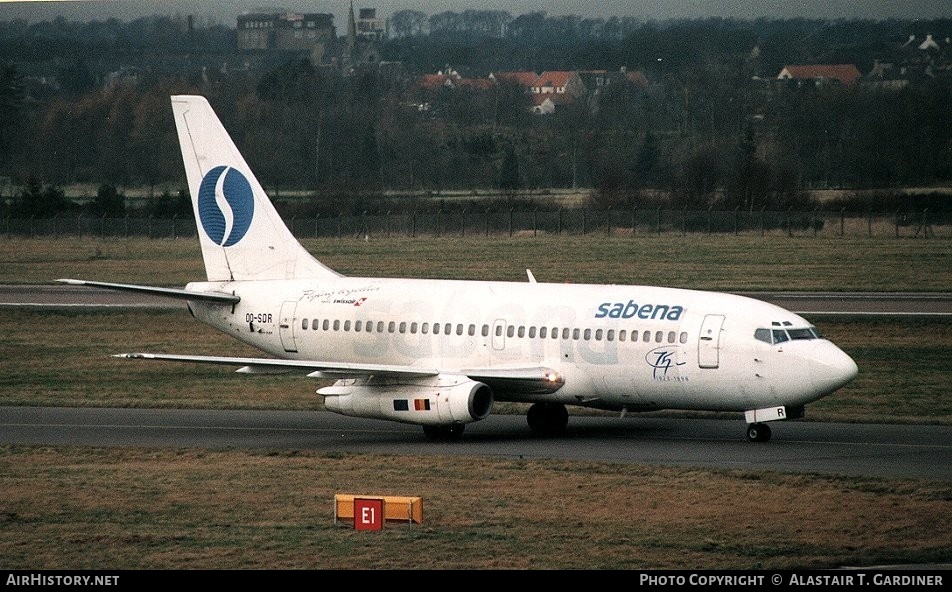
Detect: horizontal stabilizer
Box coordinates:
(57, 279, 240, 304)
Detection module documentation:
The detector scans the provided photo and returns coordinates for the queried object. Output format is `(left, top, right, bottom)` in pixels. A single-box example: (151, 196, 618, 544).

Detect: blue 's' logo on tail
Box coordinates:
(197, 166, 254, 246)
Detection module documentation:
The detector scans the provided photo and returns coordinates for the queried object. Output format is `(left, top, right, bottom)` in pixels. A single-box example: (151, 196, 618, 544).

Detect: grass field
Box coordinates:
(1, 234, 950, 290)
(0, 235, 950, 570)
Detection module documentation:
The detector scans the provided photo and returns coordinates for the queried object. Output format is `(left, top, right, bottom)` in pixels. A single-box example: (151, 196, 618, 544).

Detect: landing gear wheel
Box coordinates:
(527, 402, 569, 436)
(745, 422, 772, 443)
(423, 424, 464, 441)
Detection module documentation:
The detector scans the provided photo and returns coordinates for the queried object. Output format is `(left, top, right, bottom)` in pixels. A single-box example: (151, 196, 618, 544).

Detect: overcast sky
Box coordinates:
(2, 0, 950, 26)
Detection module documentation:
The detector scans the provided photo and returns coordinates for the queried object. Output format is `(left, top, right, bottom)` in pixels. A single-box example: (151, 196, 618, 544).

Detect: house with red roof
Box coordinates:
(489, 71, 539, 87)
(419, 73, 458, 90)
(530, 71, 586, 97)
(777, 64, 862, 87)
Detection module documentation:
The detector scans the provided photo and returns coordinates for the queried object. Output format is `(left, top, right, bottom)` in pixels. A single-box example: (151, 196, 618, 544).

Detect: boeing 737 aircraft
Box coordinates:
(60, 95, 858, 442)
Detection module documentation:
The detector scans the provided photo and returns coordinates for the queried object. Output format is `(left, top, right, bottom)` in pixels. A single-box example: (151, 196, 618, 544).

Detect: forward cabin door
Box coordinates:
(698, 314, 725, 369)
(279, 300, 298, 353)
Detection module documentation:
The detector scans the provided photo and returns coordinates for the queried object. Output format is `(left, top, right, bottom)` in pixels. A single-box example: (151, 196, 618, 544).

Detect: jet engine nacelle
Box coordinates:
(320, 376, 494, 426)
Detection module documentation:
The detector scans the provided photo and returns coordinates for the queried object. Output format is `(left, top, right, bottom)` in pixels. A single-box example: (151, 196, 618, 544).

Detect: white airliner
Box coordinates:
(60, 95, 858, 442)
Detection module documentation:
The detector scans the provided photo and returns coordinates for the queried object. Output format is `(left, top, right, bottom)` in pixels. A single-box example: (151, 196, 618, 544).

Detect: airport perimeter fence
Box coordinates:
(3, 207, 949, 240)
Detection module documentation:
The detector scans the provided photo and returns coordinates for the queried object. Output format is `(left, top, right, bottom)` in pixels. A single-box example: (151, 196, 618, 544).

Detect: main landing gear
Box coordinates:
(745, 422, 772, 442)
(527, 402, 569, 436)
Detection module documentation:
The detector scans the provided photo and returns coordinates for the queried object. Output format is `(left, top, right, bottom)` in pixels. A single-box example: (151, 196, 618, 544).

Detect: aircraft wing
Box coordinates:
(114, 353, 440, 378)
(459, 366, 564, 394)
(114, 353, 564, 393)
(57, 279, 240, 304)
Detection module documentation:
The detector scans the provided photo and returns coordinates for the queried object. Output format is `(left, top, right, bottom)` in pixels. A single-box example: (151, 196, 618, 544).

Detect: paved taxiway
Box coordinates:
(1, 406, 949, 481)
(1, 285, 949, 481)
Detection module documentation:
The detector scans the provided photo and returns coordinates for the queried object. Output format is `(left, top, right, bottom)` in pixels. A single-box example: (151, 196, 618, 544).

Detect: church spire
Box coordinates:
(347, 1, 356, 42)
(346, 0, 356, 66)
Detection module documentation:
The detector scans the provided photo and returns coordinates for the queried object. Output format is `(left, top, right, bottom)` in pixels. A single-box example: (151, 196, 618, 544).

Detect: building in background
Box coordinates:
(237, 11, 337, 66)
(344, 3, 384, 67)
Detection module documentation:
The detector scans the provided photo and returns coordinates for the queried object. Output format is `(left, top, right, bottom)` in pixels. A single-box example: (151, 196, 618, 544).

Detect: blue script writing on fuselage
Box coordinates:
(646, 346, 687, 380)
(595, 300, 685, 321)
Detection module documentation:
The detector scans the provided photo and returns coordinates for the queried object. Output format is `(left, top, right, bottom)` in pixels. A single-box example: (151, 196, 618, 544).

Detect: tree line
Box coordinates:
(1, 14, 951, 219)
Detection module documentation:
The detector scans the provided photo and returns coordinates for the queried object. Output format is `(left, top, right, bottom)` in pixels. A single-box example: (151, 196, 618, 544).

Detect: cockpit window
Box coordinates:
(787, 328, 818, 340)
(756, 324, 822, 344)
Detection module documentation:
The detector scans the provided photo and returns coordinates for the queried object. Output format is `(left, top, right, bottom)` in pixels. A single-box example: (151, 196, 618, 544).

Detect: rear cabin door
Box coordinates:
(492, 319, 506, 350)
(698, 314, 725, 369)
(279, 300, 298, 353)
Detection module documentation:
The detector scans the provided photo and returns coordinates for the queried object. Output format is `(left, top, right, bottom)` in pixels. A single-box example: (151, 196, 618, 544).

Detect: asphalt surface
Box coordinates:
(1, 406, 949, 481)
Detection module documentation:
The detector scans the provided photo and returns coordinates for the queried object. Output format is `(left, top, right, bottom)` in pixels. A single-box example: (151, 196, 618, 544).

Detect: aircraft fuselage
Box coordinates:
(186, 277, 855, 414)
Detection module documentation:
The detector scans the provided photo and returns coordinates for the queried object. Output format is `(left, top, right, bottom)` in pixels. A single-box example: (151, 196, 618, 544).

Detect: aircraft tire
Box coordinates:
(745, 422, 772, 443)
(423, 424, 465, 441)
(527, 402, 569, 436)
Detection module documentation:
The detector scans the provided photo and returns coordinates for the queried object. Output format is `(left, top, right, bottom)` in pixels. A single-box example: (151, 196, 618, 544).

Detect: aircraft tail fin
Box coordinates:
(171, 95, 339, 282)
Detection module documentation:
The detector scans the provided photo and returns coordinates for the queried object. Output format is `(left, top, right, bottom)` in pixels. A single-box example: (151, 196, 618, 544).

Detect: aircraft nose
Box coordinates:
(812, 344, 859, 396)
